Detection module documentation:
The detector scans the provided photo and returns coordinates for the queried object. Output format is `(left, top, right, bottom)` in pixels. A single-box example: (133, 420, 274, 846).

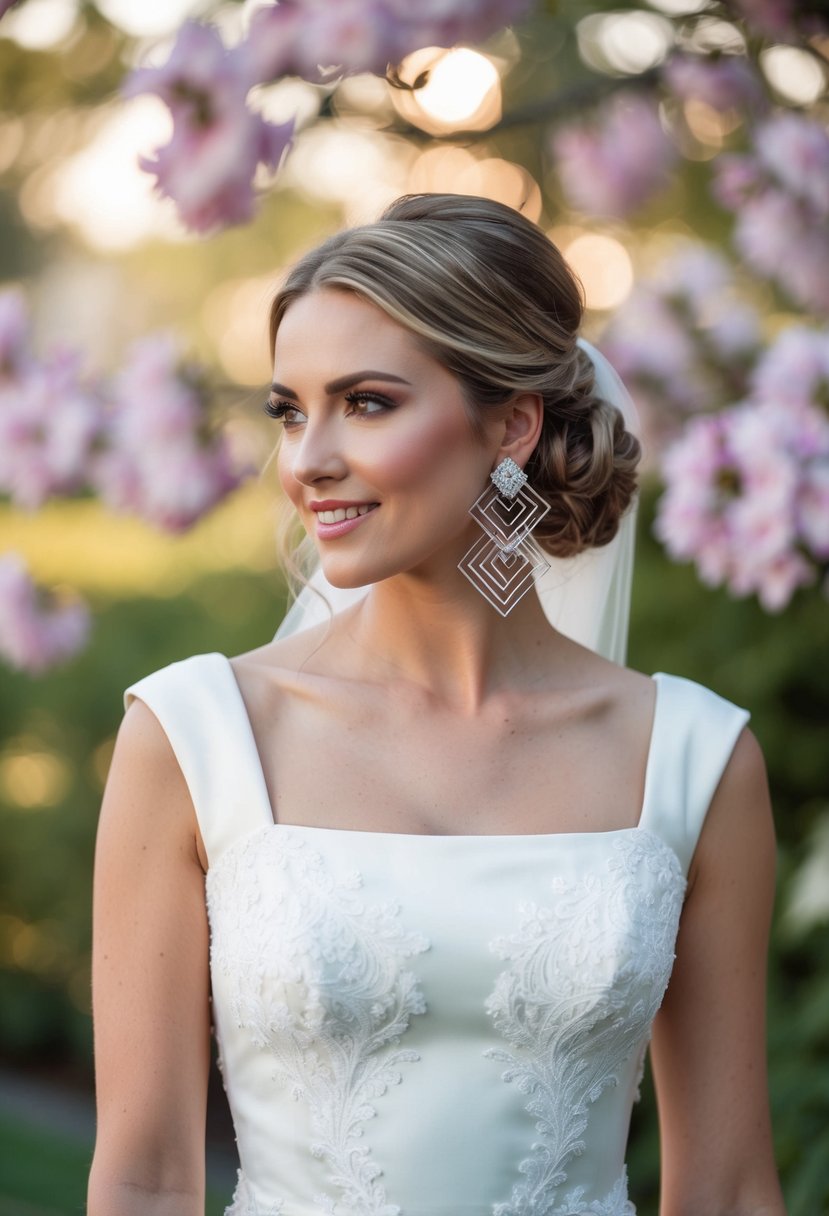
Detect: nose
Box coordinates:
(289, 418, 348, 487)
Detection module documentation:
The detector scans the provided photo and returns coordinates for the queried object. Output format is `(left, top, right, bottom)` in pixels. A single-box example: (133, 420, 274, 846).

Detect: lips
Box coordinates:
(312, 502, 379, 539)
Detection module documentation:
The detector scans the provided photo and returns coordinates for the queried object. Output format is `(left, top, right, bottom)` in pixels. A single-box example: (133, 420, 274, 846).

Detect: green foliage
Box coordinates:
(0, 1114, 230, 1215)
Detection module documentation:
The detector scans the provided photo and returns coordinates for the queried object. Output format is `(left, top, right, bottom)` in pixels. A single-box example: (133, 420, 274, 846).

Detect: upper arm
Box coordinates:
(88, 698, 211, 1206)
(650, 727, 785, 1216)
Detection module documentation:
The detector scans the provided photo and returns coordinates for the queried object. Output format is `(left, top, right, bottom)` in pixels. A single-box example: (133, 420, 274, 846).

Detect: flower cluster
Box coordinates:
(600, 242, 761, 428)
(243, 0, 533, 82)
(0, 553, 91, 674)
(0, 292, 105, 510)
(551, 91, 676, 219)
(714, 112, 829, 315)
(662, 52, 764, 114)
(93, 331, 249, 533)
(0, 292, 250, 670)
(126, 0, 532, 232)
(124, 21, 295, 233)
(654, 327, 829, 611)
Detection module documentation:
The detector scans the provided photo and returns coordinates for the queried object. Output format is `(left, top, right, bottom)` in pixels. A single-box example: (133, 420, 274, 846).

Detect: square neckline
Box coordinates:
(217, 652, 665, 842)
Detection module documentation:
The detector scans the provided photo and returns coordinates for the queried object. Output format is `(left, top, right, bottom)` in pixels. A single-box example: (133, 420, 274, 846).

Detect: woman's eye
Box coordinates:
(263, 399, 306, 426)
(344, 390, 395, 417)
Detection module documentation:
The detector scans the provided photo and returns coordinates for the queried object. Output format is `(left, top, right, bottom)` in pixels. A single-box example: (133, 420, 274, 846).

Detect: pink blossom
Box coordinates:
(243, 0, 534, 83)
(751, 326, 829, 411)
(713, 155, 764, 210)
(600, 242, 760, 426)
(752, 551, 815, 612)
(656, 397, 829, 610)
(0, 350, 104, 510)
(552, 92, 676, 219)
(713, 115, 829, 314)
(124, 21, 294, 232)
(0, 552, 91, 674)
(734, 188, 829, 314)
(756, 113, 829, 216)
(127, 2, 534, 229)
(93, 331, 251, 532)
(663, 53, 764, 113)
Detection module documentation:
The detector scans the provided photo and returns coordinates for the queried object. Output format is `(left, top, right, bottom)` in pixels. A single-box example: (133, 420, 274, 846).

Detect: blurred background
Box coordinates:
(0, 0, 828, 1212)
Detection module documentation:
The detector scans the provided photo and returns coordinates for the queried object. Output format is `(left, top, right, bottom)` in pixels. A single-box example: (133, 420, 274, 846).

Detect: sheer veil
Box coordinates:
(275, 339, 640, 665)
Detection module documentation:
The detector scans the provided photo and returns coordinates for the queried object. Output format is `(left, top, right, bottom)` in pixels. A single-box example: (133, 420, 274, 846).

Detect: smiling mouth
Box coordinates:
(316, 504, 379, 524)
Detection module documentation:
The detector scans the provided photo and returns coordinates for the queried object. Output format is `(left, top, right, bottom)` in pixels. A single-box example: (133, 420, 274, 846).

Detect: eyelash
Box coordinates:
(263, 390, 396, 426)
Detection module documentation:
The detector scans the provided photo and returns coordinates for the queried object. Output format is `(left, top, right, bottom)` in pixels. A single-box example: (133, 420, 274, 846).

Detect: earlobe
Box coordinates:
(497, 392, 544, 468)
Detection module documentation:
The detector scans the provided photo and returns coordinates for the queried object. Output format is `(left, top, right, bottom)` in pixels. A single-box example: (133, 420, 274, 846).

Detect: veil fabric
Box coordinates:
(275, 339, 640, 665)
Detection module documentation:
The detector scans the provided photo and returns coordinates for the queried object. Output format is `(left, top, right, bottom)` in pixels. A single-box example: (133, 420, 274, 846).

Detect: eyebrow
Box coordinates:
(269, 370, 412, 399)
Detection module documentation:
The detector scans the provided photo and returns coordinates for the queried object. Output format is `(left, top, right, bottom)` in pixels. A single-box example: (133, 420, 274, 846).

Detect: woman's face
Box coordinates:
(272, 288, 499, 589)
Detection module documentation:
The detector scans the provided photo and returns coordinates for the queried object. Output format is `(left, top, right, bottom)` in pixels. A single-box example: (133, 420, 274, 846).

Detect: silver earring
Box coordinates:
(458, 456, 551, 616)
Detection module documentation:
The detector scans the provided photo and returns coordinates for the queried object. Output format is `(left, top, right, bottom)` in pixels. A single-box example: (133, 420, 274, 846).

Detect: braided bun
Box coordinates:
(527, 346, 640, 558)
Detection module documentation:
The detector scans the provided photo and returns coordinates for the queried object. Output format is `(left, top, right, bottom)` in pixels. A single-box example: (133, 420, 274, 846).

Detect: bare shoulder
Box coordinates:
(100, 696, 202, 865)
(567, 648, 658, 725)
(690, 723, 774, 892)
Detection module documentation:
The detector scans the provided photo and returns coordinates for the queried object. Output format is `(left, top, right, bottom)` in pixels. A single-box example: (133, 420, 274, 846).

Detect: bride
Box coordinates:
(88, 194, 785, 1216)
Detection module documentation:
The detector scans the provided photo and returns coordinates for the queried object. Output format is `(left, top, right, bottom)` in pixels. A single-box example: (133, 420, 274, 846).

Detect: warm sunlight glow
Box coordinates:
(0, 0, 77, 49)
(564, 234, 634, 312)
(95, 0, 211, 37)
(202, 275, 276, 385)
(283, 123, 414, 218)
(578, 11, 674, 76)
(408, 150, 541, 220)
(760, 45, 826, 105)
(0, 748, 70, 809)
(50, 98, 185, 250)
(392, 47, 502, 134)
(416, 48, 501, 125)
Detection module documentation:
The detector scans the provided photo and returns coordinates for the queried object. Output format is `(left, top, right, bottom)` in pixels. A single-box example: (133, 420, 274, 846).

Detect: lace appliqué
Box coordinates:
(208, 828, 429, 1216)
(225, 1169, 284, 1216)
(485, 831, 685, 1216)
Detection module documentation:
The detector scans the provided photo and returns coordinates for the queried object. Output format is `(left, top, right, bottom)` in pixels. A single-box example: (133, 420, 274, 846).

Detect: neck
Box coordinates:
(344, 567, 566, 713)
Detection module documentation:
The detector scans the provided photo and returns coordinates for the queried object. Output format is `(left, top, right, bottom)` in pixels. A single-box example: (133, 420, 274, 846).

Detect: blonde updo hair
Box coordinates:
(269, 193, 640, 558)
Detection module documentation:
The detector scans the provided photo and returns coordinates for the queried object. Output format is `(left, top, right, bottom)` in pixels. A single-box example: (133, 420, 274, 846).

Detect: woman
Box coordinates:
(88, 194, 785, 1216)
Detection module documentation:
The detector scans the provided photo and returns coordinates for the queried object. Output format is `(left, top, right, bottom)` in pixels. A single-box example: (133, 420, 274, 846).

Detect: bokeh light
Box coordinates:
(562, 233, 634, 312)
(392, 47, 502, 134)
(577, 11, 674, 76)
(47, 99, 184, 250)
(0, 745, 71, 809)
(760, 45, 827, 105)
(408, 148, 541, 218)
(202, 275, 276, 385)
(0, 0, 77, 50)
(95, 0, 211, 37)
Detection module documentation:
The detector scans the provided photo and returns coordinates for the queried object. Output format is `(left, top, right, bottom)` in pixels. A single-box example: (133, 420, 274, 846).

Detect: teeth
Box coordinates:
(318, 504, 375, 524)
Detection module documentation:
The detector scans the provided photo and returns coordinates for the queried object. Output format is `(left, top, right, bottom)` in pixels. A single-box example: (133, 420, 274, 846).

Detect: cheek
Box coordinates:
(376, 412, 482, 494)
(276, 442, 302, 507)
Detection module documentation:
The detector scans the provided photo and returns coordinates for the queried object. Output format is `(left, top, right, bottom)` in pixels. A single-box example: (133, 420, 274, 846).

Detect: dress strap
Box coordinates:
(123, 652, 273, 866)
(639, 672, 750, 876)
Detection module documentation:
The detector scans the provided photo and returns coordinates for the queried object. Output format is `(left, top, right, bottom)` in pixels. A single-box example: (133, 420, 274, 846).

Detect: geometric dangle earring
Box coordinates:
(457, 456, 552, 616)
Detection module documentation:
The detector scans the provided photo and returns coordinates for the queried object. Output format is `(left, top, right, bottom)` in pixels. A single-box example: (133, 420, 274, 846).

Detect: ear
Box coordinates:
(495, 392, 544, 470)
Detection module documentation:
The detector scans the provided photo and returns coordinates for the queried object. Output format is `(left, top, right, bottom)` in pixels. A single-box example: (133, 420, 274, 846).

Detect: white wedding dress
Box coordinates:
(124, 651, 748, 1216)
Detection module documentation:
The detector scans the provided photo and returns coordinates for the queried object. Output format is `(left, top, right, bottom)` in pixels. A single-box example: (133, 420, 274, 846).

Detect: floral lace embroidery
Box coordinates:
(207, 828, 429, 1216)
(225, 1169, 284, 1216)
(485, 831, 685, 1216)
